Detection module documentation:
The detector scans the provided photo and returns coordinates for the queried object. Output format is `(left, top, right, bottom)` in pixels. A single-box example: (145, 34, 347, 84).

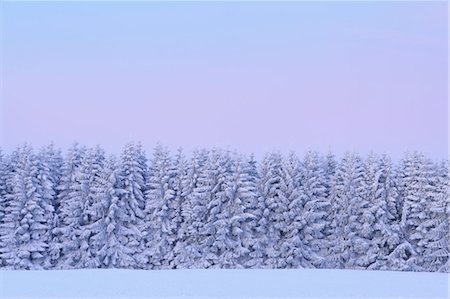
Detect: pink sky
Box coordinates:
(1, 2, 448, 159)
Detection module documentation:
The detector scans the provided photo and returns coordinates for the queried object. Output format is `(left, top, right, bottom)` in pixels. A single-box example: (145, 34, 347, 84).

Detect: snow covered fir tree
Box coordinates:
(0, 143, 448, 272)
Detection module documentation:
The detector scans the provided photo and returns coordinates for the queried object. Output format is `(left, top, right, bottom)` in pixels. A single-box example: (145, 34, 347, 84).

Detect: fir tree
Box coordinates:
(201, 150, 232, 268)
(395, 152, 436, 271)
(224, 155, 258, 268)
(258, 151, 290, 268)
(115, 143, 147, 268)
(0, 144, 448, 272)
(0, 145, 54, 269)
(422, 160, 449, 272)
(40, 144, 64, 268)
(278, 152, 304, 268)
(176, 149, 211, 268)
(364, 154, 401, 270)
(0, 150, 9, 267)
(325, 152, 366, 269)
(54, 143, 86, 269)
(295, 151, 330, 268)
(241, 154, 262, 268)
(172, 148, 196, 268)
(142, 145, 177, 269)
(92, 156, 137, 268)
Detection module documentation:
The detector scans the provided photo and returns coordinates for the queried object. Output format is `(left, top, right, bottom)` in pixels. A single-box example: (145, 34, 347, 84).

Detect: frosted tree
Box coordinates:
(422, 160, 449, 272)
(141, 145, 178, 269)
(36, 144, 63, 268)
(54, 143, 85, 268)
(0, 145, 55, 269)
(348, 153, 398, 270)
(293, 151, 330, 268)
(114, 142, 147, 268)
(200, 150, 232, 268)
(394, 152, 436, 271)
(39, 144, 63, 204)
(0, 150, 7, 219)
(78, 146, 107, 268)
(325, 152, 366, 269)
(0, 150, 9, 267)
(349, 153, 383, 268)
(0, 144, 448, 272)
(57, 146, 106, 268)
(321, 152, 337, 240)
(90, 157, 120, 268)
(241, 154, 264, 268)
(423, 187, 449, 272)
(277, 152, 304, 268)
(323, 153, 347, 269)
(254, 153, 275, 268)
(0, 149, 19, 268)
(378, 161, 414, 271)
(162, 149, 187, 268)
(91, 156, 140, 268)
(347, 153, 374, 269)
(171, 149, 196, 268)
(200, 151, 256, 268)
(323, 151, 337, 198)
(0, 147, 25, 269)
(257, 151, 291, 268)
(360, 154, 402, 270)
(175, 149, 211, 268)
(224, 155, 258, 268)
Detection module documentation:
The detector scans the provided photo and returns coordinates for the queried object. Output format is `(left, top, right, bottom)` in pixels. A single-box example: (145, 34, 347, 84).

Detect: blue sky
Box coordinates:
(1, 1, 448, 159)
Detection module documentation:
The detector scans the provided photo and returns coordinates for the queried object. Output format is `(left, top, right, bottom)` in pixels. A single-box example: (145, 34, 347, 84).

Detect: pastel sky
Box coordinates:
(1, 1, 448, 159)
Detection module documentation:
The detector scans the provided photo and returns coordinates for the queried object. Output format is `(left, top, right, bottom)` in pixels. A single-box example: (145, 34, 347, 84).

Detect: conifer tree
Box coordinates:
(241, 154, 263, 268)
(278, 152, 304, 268)
(258, 151, 290, 268)
(224, 155, 258, 268)
(54, 143, 86, 268)
(325, 152, 366, 269)
(176, 149, 211, 268)
(395, 152, 436, 271)
(142, 145, 177, 269)
(115, 143, 147, 268)
(92, 156, 137, 268)
(294, 151, 330, 268)
(172, 148, 196, 268)
(201, 150, 231, 268)
(363, 154, 401, 270)
(0, 150, 9, 267)
(0, 144, 448, 272)
(422, 160, 449, 272)
(40, 144, 64, 268)
(0, 145, 54, 269)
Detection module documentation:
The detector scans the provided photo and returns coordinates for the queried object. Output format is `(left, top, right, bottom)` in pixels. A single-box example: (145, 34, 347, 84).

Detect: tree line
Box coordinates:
(0, 143, 448, 272)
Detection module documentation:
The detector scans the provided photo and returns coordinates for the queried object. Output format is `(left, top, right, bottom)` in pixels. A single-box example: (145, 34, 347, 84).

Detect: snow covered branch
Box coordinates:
(0, 144, 448, 272)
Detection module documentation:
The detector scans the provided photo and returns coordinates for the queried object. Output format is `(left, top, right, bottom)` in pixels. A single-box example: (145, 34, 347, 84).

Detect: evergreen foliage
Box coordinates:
(0, 144, 447, 272)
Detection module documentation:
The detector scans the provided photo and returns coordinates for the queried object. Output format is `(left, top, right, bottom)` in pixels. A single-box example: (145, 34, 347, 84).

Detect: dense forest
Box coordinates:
(0, 143, 448, 272)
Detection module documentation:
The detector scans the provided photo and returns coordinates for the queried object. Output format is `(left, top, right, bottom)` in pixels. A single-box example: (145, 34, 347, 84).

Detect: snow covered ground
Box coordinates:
(0, 269, 448, 299)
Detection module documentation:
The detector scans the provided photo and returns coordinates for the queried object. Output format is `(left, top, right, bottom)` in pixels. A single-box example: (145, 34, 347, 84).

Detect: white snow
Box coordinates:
(0, 269, 448, 298)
